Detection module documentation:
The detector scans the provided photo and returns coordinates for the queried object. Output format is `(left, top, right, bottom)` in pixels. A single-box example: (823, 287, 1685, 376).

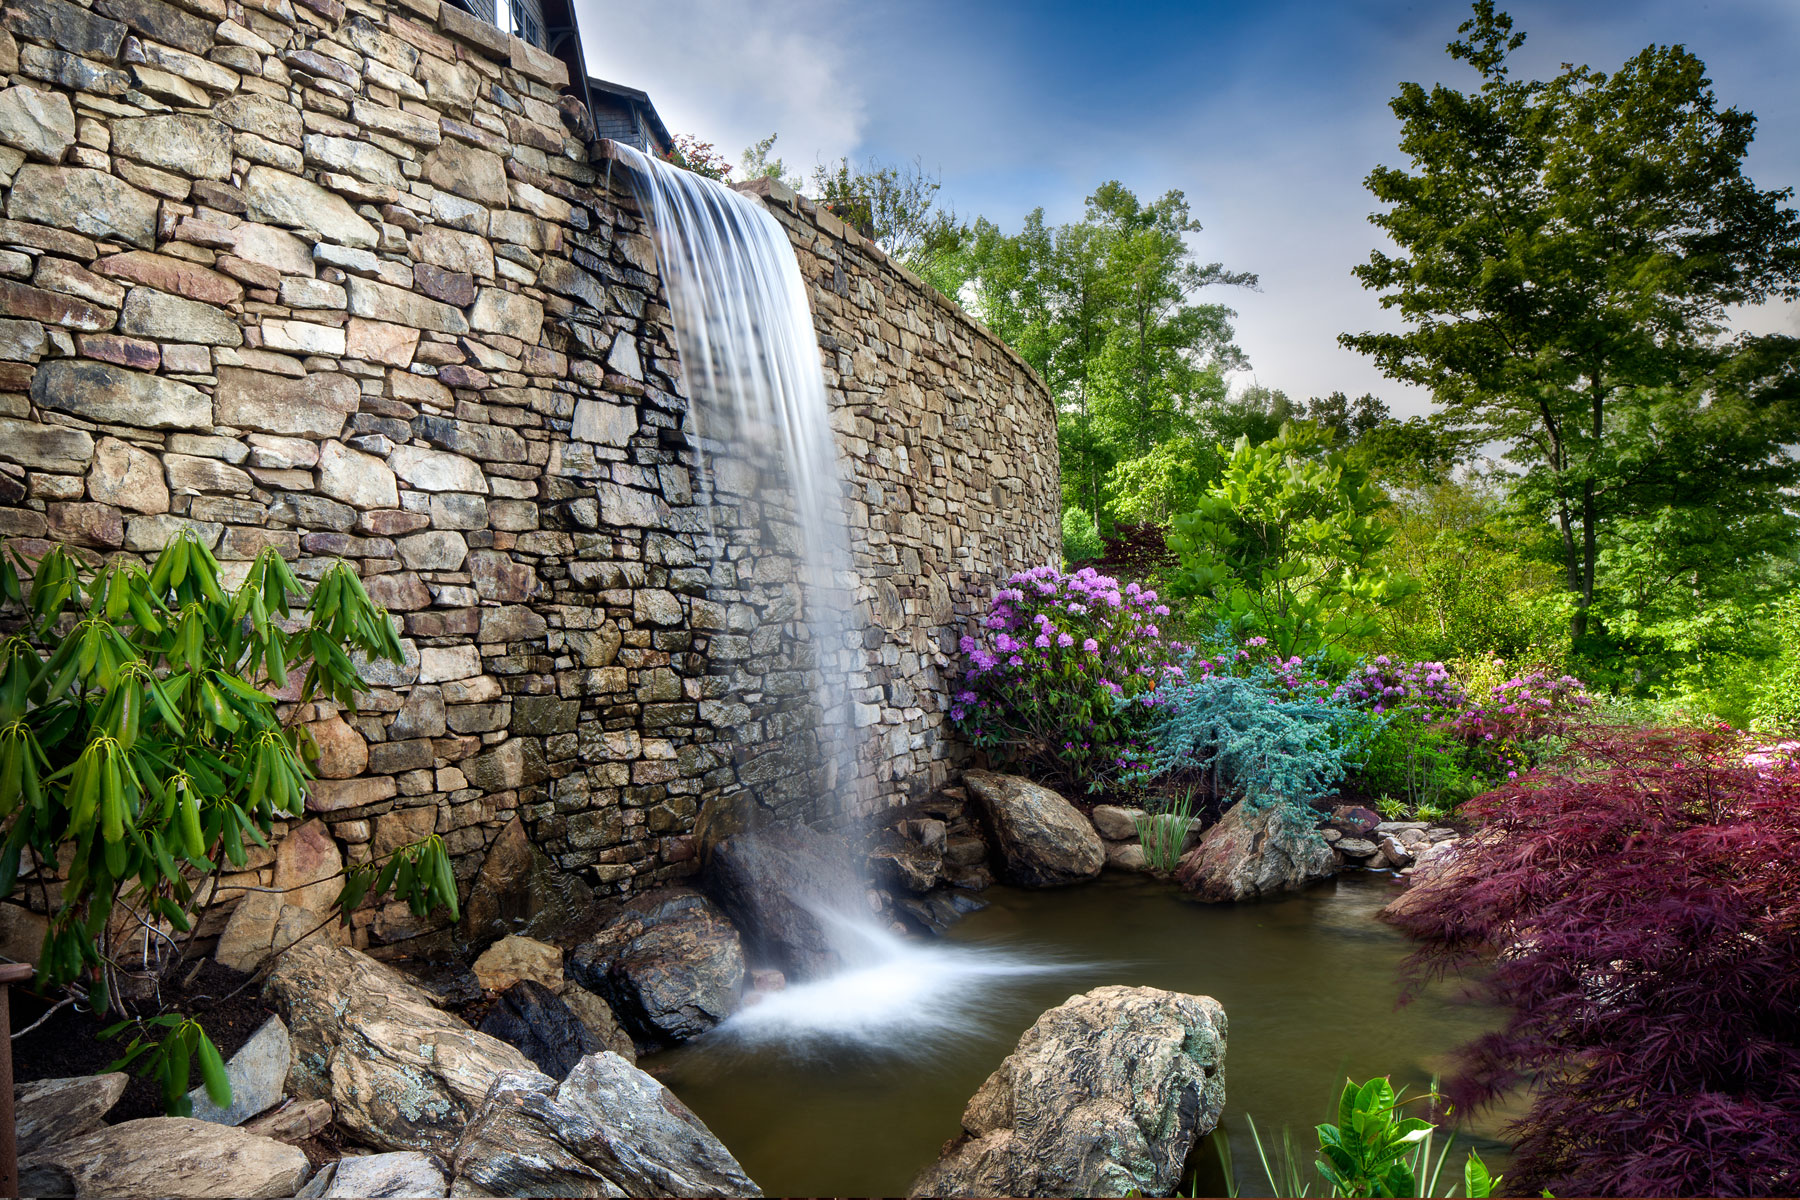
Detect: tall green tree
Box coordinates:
(1342, 2, 1800, 641)
(962, 183, 1255, 529)
(808, 155, 970, 294)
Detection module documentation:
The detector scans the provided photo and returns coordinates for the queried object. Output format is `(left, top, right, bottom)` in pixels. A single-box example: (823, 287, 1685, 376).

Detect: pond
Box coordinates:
(646, 870, 1513, 1197)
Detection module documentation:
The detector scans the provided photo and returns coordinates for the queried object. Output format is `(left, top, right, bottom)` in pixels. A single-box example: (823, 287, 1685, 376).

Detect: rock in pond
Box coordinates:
(1174, 800, 1337, 902)
(562, 982, 638, 1065)
(702, 824, 863, 979)
(21, 1117, 311, 1199)
(451, 1053, 762, 1197)
(15, 1072, 127, 1158)
(910, 985, 1227, 1199)
(479, 979, 603, 1078)
(264, 941, 536, 1154)
(962, 770, 1104, 887)
(569, 887, 744, 1047)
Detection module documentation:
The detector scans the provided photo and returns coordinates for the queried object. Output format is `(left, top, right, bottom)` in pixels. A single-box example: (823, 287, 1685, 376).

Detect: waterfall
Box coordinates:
(612, 145, 1062, 1048)
(613, 144, 860, 827)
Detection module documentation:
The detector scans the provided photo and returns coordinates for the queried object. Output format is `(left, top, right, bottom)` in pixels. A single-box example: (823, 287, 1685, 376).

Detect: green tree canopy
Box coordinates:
(1342, 1, 1800, 641)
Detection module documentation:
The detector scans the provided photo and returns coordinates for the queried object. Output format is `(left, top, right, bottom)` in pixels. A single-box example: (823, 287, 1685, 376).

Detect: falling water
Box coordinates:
(613, 145, 1069, 1047)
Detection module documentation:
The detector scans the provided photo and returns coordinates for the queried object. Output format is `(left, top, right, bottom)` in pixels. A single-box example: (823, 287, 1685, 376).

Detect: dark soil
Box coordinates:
(13, 959, 275, 1122)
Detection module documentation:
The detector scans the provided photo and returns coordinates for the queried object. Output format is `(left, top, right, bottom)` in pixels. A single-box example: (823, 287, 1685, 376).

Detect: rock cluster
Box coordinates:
(0, 0, 1059, 957)
(1175, 800, 1338, 902)
(961, 769, 1104, 887)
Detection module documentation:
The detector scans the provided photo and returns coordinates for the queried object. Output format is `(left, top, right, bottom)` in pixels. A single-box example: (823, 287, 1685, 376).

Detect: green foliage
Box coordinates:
(667, 133, 732, 181)
(1060, 506, 1103, 564)
(1316, 1078, 1500, 1199)
(808, 155, 970, 295)
(1354, 712, 1483, 815)
(1167, 423, 1417, 658)
(958, 182, 1255, 530)
(1751, 593, 1800, 732)
(0, 533, 419, 1001)
(1133, 788, 1194, 873)
(103, 1013, 229, 1118)
(1375, 479, 1571, 668)
(737, 133, 800, 190)
(1342, 3, 1800, 641)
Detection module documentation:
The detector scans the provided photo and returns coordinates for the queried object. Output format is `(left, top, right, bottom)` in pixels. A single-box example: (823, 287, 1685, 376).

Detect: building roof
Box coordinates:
(586, 76, 674, 154)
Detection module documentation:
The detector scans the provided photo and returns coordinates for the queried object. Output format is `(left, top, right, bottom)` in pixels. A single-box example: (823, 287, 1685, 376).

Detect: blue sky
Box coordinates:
(575, 0, 1800, 415)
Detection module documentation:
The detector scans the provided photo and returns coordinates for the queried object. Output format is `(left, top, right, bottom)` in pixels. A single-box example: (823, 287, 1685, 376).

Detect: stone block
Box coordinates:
(2, 0, 126, 61)
(240, 165, 377, 249)
(216, 368, 359, 438)
(7, 165, 157, 249)
(95, 251, 243, 306)
(0, 86, 76, 163)
(395, 529, 468, 570)
(119, 286, 242, 347)
(421, 139, 505, 205)
(388, 445, 485, 493)
(419, 644, 480, 683)
(32, 359, 211, 429)
(317, 440, 399, 509)
(0, 416, 93, 473)
(111, 114, 231, 180)
(345, 276, 467, 335)
(468, 549, 534, 602)
(468, 288, 542, 343)
(87, 436, 168, 514)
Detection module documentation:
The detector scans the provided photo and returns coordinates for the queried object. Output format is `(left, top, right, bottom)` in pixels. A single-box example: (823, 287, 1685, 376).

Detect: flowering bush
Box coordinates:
(953, 566, 1185, 789)
(1392, 726, 1800, 1196)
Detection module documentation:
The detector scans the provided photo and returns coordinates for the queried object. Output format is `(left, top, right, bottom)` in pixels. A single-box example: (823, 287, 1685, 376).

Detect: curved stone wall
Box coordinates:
(0, 0, 1056, 952)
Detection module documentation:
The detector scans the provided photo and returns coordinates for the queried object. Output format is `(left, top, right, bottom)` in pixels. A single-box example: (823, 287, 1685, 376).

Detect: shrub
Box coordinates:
(954, 565, 1183, 789)
(1137, 657, 1369, 810)
(1166, 422, 1416, 659)
(1390, 726, 1800, 1196)
(0, 535, 459, 1111)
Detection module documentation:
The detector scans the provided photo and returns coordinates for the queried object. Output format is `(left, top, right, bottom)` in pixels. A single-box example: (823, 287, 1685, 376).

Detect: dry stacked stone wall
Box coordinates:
(0, 0, 1057, 952)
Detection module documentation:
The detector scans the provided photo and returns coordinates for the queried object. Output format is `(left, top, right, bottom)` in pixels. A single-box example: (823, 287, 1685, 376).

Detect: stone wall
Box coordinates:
(0, 0, 1057, 952)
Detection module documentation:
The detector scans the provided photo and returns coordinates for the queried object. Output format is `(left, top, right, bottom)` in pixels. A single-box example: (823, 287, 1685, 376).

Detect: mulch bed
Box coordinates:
(12, 959, 275, 1122)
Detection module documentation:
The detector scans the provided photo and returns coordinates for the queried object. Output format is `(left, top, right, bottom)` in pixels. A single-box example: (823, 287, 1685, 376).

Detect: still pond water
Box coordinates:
(647, 871, 1512, 1197)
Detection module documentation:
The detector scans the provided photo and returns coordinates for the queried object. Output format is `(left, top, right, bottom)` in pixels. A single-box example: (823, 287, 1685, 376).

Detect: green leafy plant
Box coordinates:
(0, 532, 461, 1111)
(1167, 423, 1416, 659)
(102, 1013, 230, 1118)
(1061, 506, 1104, 564)
(1134, 787, 1194, 873)
(1316, 1077, 1499, 1199)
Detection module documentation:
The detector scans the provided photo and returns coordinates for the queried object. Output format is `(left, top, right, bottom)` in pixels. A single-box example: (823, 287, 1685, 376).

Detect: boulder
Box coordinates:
(1174, 801, 1338, 903)
(962, 770, 1104, 888)
(869, 827, 942, 894)
(1382, 838, 1468, 923)
(188, 1015, 288, 1126)
(909, 985, 1227, 1199)
(322, 1151, 446, 1198)
(15, 1072, 127, 1158)
(472, 934, 562, 992)
(460, 814, 596, 946)
(1376, 833, 1414, 868)
(1104, 840, 1150, 872)
(702, 824, 863, 979)
(478, 979, 602, 1079)
(1090, 804, 1147, 841)
(21, 1117, 310, 1199)
(264, 941, 536, 1154)
(1335, 837, 1379, 859)
(561, 983, 637, 1065)
(569, 888, 744, 1047)
(1328, 804, 1382, 837)
(449, 1055, 761, 1198)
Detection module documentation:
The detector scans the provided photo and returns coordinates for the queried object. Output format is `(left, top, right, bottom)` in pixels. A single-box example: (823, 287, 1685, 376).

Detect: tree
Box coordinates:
(961, 183, 1256, 531)
(1342, 2, 1800, 642)
(1166, 422, 1417, 658)
(808, 155, 970, 295)
(738, 133, 800, 190)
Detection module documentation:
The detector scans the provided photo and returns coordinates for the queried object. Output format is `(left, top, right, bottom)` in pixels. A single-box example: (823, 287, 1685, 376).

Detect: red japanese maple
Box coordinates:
(1390, 726, 1800, 1197)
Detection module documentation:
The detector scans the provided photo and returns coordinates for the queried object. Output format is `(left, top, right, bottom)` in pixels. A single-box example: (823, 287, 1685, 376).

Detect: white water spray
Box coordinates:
(614, 146, 1066, 1048)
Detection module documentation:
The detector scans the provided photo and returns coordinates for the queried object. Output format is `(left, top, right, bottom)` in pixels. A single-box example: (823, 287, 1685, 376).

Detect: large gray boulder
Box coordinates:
(701, 824, 863, 979)
(910, 985, 1227, 1198)
(1174, 801, 1337, 902)
(320, 1151, 447, 1198)
(20, 1117, 310, 1199)
(569, 888, 744, 1047)
(450, 1054, 761, 1197)
(962, 770, 1104, 887)
(264, 941, 536, 1154)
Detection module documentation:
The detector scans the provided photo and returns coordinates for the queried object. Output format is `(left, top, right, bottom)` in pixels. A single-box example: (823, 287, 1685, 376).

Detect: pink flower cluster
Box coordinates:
(1334, 657, 1468, 715)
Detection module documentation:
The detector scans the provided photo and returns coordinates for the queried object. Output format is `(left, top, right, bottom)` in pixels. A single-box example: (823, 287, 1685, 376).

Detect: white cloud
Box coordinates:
(572, 0, 866, 172)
